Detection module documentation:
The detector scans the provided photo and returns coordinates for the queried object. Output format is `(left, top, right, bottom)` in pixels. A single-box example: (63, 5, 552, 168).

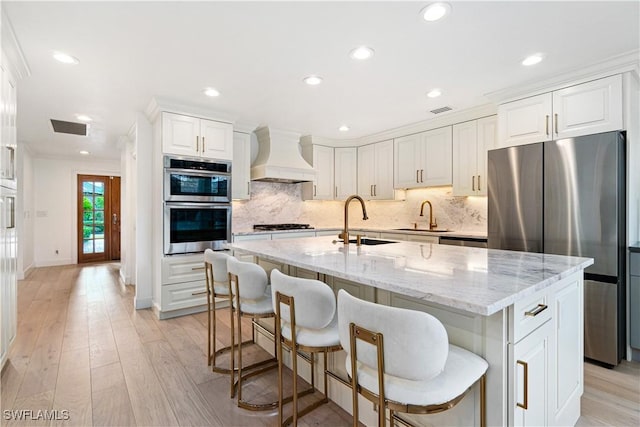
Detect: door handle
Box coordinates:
(554, 113, 559, 135)
(196, 136, 199, 152)
(545, 115, 549, 136)
(516, 360, 528, 409)
(202, 137, 205, 152)
(7, 196, 15, 229)
(112, 213, 118, 225)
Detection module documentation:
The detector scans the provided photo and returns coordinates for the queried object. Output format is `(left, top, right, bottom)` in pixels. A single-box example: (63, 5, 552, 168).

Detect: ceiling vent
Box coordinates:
(430, 106, 452, 114)
(50, 119, 88, 136)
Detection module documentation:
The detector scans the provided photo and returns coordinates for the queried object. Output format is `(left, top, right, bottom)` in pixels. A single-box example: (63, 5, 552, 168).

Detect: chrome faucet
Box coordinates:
(339, 195, 369, 244)
(419, 200, 438, 231)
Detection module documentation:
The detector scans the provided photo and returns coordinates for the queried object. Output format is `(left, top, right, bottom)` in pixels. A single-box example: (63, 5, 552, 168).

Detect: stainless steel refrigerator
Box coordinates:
(488, 131, 626, 366)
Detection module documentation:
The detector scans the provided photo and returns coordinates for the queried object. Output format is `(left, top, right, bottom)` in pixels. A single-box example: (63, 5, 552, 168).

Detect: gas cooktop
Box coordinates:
(253, 223, 314, 231)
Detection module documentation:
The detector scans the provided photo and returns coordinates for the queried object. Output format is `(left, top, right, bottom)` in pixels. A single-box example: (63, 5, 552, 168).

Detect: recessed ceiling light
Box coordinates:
(522, 54, 544, 66)
(303, 75, 323, 86)
(76, 114, 92, 122)
(52, 51, 79, 64)
(421, 2, 452, 22)
(79, 150, 90, 155)
(203, 87, 220, 97)
(349, 46, 375, 60)
(339, 125, 350, 132)
(427, 89, 442, 98)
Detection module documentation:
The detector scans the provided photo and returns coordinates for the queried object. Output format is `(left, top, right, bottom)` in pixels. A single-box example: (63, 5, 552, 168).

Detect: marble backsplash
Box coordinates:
(232, 182, 487, 233)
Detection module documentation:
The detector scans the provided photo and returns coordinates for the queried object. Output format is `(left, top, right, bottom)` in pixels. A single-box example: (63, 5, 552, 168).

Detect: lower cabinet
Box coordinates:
(630, 252, 639, 350)
(160, 254, 208, 316)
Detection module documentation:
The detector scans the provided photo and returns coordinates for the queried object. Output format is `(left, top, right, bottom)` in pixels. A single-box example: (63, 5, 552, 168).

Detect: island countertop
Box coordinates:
(229, 236, 593, 316)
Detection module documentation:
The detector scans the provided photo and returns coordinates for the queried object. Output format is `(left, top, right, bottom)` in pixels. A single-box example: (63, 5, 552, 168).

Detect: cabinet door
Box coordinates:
(514, 320, 551, 427)
(631, 274, 640, 349)
(200, 119, 233, 160)
(552, 74, 623, 139)
(452, 121, 478, 196)
(421, 127, 452, 187)
(232, 132, 251, 200)
(162, 112, 199, 156)
(498, 93, 552, 147)
(476, 116, 496, 196)
(334, 147, 357, 200)
(373, 140, 395, 199)
(394, 134, 422, 189)
(357, 144, 376, 199)
(311, 145, 335, 200)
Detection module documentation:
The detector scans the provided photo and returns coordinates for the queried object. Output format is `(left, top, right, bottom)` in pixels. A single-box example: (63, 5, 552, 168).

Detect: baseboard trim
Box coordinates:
(35, 259, 74, 267)
(19, 263, 35, 280)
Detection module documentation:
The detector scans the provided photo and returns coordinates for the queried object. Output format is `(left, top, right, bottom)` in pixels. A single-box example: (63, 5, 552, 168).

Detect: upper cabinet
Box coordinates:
(358, 140, 395, 200)
(498, 74, 623, 147)
(232, 132, 251, 200)
(301, 144, 357, 201)
(162, 112, 233, 160)
(452, 116, 496, 196)
(394, 127, 452, 189)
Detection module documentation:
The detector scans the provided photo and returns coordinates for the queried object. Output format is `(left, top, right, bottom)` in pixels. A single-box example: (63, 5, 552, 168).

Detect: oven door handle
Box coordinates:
(164, 167, 231, 177)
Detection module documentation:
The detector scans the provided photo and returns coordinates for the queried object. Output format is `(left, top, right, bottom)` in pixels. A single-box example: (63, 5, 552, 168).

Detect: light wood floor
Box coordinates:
(1, 263, 638, 426)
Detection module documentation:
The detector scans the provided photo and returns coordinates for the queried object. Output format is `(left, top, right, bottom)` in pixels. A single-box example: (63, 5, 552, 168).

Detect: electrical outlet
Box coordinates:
(55, 249, 59, 255)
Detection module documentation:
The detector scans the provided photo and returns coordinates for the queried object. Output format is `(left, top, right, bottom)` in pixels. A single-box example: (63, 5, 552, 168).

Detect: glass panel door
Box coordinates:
(78, 175, 114, 263)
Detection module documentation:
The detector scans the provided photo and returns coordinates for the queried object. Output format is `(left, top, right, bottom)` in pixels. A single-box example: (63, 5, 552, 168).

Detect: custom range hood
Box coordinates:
(251, 126, 316, 183)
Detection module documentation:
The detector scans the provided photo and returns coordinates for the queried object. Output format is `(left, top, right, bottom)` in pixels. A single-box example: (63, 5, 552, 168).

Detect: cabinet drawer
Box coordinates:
(630, 252, 639, 276)
(161, 280, 207, 312)
(162, 254, 206, 285)
(406, 234, 439, 244)
(513, 289, 551, 343)
(271, 231, 315, 239)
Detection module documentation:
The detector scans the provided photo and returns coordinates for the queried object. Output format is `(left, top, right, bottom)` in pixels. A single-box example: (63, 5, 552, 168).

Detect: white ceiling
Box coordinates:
(5, 1, 640, 160)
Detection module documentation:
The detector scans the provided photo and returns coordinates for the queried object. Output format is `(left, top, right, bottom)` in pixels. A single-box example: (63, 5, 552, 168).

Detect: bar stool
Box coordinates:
(226, 257, 280, 410)
(271, 269, 342, 427)
(203, 249, 253, 373)
(337, 289, 488, 427)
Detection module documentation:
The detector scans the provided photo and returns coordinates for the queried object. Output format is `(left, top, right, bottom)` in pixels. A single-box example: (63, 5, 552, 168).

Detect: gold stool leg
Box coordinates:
(480, 374, 486, 427)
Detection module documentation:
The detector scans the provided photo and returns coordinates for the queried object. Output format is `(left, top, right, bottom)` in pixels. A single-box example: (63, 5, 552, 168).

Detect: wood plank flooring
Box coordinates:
(1, 263, 639, 426)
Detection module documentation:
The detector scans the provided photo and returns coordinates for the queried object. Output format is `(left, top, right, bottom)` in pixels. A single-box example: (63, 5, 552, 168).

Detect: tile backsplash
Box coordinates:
(232, 182, 487, 233)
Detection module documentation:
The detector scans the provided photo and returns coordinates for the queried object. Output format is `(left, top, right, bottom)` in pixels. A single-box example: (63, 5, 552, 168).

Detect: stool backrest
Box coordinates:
(337, 289, 448, 382)
(270, 269, 336, 330)
(226, 257, 268, 300)
(204, 249, 232, 284)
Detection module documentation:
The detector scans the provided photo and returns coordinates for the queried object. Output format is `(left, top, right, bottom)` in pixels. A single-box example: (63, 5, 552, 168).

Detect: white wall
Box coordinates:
(33, 156, 120, 267)
(16, 145, 34, 278)
(120, 135, 136, 285)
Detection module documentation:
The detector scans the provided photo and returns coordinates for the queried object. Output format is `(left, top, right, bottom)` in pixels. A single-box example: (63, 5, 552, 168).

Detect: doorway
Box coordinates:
(77, 175, 121, 263)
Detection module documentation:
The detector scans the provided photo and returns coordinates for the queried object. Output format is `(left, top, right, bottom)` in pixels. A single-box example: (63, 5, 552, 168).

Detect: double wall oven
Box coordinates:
(163, 155, 232, 255)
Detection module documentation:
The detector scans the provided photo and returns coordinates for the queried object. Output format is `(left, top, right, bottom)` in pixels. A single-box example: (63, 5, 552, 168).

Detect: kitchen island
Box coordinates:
(230, 236, 593, 426)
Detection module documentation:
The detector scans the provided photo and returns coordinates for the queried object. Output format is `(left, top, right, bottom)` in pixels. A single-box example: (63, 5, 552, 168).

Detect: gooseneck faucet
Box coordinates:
(419, 200, 438, 231)
(339, 195, 369, 244)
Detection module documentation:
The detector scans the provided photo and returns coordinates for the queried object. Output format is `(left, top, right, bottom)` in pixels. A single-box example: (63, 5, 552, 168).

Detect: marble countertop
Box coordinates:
(233, 227, 488, 240)
(630, 242, 640, 253)
(229, 236, 593, 316)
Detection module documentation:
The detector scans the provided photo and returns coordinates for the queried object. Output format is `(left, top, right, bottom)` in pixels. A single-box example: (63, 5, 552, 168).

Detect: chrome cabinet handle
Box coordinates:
(370, 184, 373, 196)
(202, 136, 205, 152)
(335, 186, 338, 198)
(196, 136, 199, 152)
(420, 169, 424, 183)
(191, 266, 205, 271)
(472, 175, 475, 191)
(554, 113, 559, 135)
(247, 182, 250, 195)
(192, 290, 208, 296)
(313, 185, 317, 196)
(516, 360, 528, 409)
(416, 170, 419, 183)
(478, 175, 481, 191)
(525, 303, 548, 317)
(545, 115, 549, 136)
(373, 184, 377, 196)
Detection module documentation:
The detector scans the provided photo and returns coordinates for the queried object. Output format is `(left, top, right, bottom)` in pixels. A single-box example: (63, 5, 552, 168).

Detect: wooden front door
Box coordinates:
(77, 175, 121, 263)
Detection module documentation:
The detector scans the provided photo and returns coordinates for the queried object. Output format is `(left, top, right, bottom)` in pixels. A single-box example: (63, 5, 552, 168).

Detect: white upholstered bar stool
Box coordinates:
(337, 289, 488, 427)
(203, 249, 253, 373)
(270, 269, 342, 427)
(227, 257, 279, 411)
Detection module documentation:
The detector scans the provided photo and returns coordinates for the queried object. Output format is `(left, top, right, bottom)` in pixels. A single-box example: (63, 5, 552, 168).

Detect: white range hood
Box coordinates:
(251, 126, 316, 183)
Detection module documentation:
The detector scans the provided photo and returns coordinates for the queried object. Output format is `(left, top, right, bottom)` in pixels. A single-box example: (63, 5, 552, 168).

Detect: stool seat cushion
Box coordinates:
(233, 285, 274, 315)
(280, 315, 340, 348)
(346, 344, 488, 406)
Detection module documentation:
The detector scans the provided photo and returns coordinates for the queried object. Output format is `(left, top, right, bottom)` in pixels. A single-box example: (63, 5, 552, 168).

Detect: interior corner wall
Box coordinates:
(16, 145, 34, 279)
(626, 72, 640, 244)
(33, 156, 120, 267)
(120, 137, 136, 286)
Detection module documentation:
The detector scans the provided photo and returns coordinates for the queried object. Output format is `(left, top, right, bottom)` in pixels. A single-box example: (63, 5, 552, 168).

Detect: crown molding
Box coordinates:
(1, 11, 31, 80)
(145, 97, 238, 124)
(485, 49, 640, 104)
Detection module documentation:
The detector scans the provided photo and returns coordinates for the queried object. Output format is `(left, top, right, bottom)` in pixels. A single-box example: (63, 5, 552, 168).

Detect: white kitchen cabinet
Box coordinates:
(232, 132, 251, 200)
(162, 112, 233, 160)
(358, 140, 395, 200)
(631, 252, 640, 350)
(334, 147, 357, 200)
(498, 74, 623, 147)
(302, 144, 334, 200)
(406, 234, 439, 244)
(394, 127, 452, 189)
(452, 116, 496, 196)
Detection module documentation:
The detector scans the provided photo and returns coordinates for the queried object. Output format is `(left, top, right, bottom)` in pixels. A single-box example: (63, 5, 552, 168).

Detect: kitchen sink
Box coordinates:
(339, 238, 397, 246)
(393, 228, 453, 232)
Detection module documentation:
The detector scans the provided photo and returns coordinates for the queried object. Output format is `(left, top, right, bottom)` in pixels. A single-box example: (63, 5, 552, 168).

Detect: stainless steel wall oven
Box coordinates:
(163, 155, 232, 255)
